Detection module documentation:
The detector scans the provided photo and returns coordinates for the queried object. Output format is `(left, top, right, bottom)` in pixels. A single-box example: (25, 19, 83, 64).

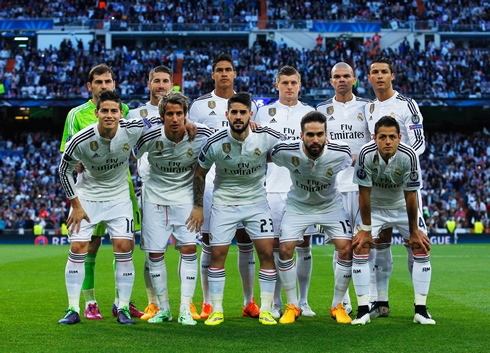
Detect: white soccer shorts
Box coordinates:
(202, 187, 244, 234)
(268, 192, 318, 238)
(140, 202, 197, 252)
(68, 197, 134, 242)
(209, 200, 274, 246)
(372, 206, 427, 240)
(280, 207, 352, 244)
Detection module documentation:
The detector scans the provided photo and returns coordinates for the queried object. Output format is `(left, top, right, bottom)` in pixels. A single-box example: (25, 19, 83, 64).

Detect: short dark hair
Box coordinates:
(374, 116, 400, 135)
(369, 56, 395, 74)
(97, 90, 122, 110)
(89, 64, 114, 83)
(227, 92, 251, 111)
(158, 91, 190, 117)
(212, 53, 235, 72)
(276, 66, 301, 83)
(149, 65, 173, 83)
(301, 111, 326, 132)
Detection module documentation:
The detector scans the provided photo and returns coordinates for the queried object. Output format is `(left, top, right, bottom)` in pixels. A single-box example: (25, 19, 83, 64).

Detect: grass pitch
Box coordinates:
(0, 244, 488, 353)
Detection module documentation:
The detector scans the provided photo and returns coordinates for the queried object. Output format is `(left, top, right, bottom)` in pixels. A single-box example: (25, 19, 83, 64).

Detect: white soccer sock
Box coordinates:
(208, 267, 225, 313)
(352, 254, 371, 306)
(258, 269, 277, 311)
(368, 247, 378, 303)
(332, 257, 352, 308)
(296, 245, 312, 304)
(114, 251, 134, 309)
(65, 250, 86, 313)
(333, 248, 351, 305)
(148, 254, 168, 310)
(237, 242, 255, 306)
(200, 242, 212, 305)
(144, 253, 158, 305)
(374, 243, 392, 302)
(272, 248, 283, 306)
(404, 243, 414, 277)
(412, 253, 431, 305)
(180, 252, 198, 307)
(277, 257, 298, 306)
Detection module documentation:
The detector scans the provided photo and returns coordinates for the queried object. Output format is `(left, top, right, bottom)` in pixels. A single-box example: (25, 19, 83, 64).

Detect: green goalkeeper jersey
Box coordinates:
(60, 100, 130, 152)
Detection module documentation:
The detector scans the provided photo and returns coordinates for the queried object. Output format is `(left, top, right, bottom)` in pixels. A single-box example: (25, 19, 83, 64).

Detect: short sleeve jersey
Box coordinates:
(366, 91, 425, 156)
(199, 126, 285, 205)
(60, 100, 129, 152)
(254, 100, 315, 193)
(133, 123, 213, 205)
(353, 140, 422, 209)
(271, 140, 352, 214)
(316, 94, 371, 192)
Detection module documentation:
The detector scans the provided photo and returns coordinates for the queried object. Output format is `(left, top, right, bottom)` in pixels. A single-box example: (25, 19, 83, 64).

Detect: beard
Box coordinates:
(229, 119, 250, 134)
(304, 141, 325, 157)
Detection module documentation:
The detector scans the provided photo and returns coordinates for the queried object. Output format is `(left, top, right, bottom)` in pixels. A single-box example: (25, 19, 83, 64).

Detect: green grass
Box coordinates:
(0, 244, 489, 353)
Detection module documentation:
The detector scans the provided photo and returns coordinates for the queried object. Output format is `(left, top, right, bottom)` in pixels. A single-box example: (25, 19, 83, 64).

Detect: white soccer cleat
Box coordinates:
(299, 302, 316, 317)
(270, 303, 283, 320)
(351, 312, 371, 325)
(414, 312, 436, 325)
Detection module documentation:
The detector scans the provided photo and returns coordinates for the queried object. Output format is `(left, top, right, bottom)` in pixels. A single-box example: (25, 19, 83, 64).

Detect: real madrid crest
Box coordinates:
(90, 141, 99, 151)
(208, 101, 216, 109)
(222, 143, 231, 153)
(390, 112, 396, 118)
(209, 233, 213, 240)
(292, 156, 300, 167)
(326, 168, 333, 177)
(327, 106, 334, 115)
(186, 148, 194, 158)
(269, 108, 276, 116)
(156, 141, 164, 151)
(357, 113, 364, 122)
(123, 143, 131, 152)
(373, 154, 379, 166)
(394, 168, 402, 176)
(254, 148, 261, 157)
(370, 104, 375, 114)
(140, 109, 148, 118)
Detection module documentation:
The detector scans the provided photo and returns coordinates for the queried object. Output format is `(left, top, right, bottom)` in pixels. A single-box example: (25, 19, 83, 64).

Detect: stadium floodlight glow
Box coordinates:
(14, 37, 29, 41)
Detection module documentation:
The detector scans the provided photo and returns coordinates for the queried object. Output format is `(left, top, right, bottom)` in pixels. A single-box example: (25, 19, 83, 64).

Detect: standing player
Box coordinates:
(188, 53, 259, 319)
(366, 56, 426, 316)
(58, 91, 158, 325)
(133, 92, 212, 325)
(254, 66, 317, 319)
(316, 62, 371, 315)
(271, 111, 371, 325)
(186, 93, 285, 326)
(59, 64, 143, 320)
(353, 116, 434, 324)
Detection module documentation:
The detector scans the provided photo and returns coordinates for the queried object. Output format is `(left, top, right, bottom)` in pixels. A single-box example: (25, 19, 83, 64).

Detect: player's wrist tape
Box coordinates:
(361, 224, 372, 231)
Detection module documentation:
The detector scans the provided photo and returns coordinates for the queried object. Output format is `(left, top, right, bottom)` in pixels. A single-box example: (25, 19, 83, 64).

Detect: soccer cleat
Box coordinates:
(112, 303, 118, 317)
(59, 306, 81, 325)
(352, 312, 371, 325)
(204, 311, 224, 326)
(343, 302, 353, 316)
(84, 303, 103, 320)
(299, 302, 316, 317)
(141, 302, 159, 320)
(330, 303, 352, 324)
(369, 301, 390, 318)
(117, 306, 135, 324)
(243, 297, 260, 317)
(129, 302, 144, 318)
(178, 308, 197, 326)
(190, 302, 201, 320)
(414, 306, 436, 325)
(270, 303, 283, 320)
(259, 311, 277, 325)
(148, 310, 173, 323)
(199, 303, 213, 319)
(279, 304, 300, 324)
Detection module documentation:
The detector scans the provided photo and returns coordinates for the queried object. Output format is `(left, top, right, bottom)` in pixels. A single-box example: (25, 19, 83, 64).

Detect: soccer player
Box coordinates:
(59, 64, 143, 320)
(353, 116, 435, 325)
(366, 56, 426, 316)
(188, 53, 259, 319)
(316, 62, 371, 315)
(133, 91, 213, 325)
(270, 111, 372, 325)
(186, 92, 284, 326)
(58, 91, 159, 325)
(254, 66, 317, 319)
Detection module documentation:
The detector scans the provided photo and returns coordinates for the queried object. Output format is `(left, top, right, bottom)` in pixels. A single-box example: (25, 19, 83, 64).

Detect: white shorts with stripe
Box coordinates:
(201, 187, 244, 234)
(68, 197, 134, 242)
(372, 206, 427, 240)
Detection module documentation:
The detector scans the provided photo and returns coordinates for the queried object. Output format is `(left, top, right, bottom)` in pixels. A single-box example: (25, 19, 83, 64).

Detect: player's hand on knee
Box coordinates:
(67, 208, 90, 234)
(186, 206, 204, 233)
(352, 230, 373, 253)
(409, 230, 430, 254)
(75, 161, 85, 173)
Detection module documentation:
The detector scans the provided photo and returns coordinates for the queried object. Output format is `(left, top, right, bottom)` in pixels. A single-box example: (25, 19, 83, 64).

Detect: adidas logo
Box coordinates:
(269, 118, 277, 123)
(209, 111, 217, 116)
(224, 155, 232, 160)
(92, 153, 100, 158)
(293, 169, 300, 174)
(369, 116, 373, 120)
(328, 116, 335, 121)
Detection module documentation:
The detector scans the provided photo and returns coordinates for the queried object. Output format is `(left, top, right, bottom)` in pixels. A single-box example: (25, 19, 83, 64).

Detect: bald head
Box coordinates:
(330, 62, 356, 101)
(331, 62, 354, 78)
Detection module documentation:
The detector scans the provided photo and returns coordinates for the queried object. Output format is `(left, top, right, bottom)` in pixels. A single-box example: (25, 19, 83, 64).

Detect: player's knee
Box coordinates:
(338, 246, 353, 260)
(278, 243, 295, 260)
(181, 244, 196, 254)
(70, 241, 89, 254)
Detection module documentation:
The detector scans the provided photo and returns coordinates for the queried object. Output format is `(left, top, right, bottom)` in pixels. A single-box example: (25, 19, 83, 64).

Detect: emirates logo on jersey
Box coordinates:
(370, 104, 375, 114)
(90, 141, 99, 151)
(186, 148, 194, 158)
(292, 157, 300, 167)
(327, 106, 334, 115)
(222, 143, 231, 153)
(140, 109, 148, 118)
(208, 101, 216, 109)
(269, 108, 276, 116)
(123, 143, 131, 152)
(253, 148, 261, 157)
(326, 168, 333, 177)
(156, 141, 164, 151)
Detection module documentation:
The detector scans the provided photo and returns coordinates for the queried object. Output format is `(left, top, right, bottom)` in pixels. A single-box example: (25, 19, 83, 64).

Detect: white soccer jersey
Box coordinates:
(133, 123, 213, 205)
(270, 140, 352, 214)
(59, 117, 159, 201)
(353, 140, 422, 209)
(254, 100, 315, 193)
(366, 91, 425, 156)
(199, 126, 286, 205)
(316, 94, 371, 192)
